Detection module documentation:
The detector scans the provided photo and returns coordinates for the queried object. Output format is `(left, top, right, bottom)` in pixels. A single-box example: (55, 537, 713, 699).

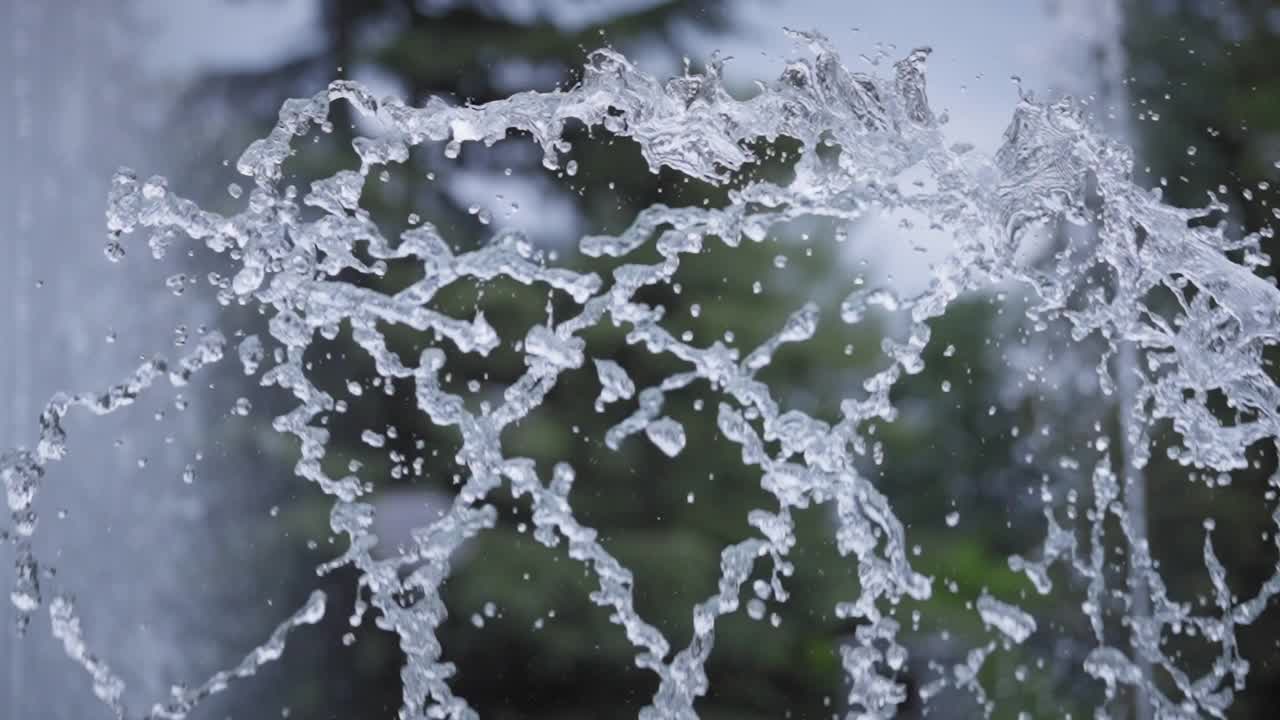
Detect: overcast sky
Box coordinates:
(138, 0, 1073, 290)
(141, 0, 1060, 150)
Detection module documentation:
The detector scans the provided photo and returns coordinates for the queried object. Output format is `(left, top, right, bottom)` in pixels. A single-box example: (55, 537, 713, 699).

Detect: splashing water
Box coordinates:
(4, 28, 1280, 719)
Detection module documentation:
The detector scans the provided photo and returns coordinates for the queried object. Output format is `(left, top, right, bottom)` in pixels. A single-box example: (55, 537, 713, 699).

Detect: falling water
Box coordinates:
(1, 1, 259, 717)
(5, 24, 1280, 720)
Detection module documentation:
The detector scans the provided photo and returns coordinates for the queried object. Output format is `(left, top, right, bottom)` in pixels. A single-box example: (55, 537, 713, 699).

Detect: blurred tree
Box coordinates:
(1120, 1, 1280, 717)
(175, 2, 924, 719)
(170, 1, 1280, 718)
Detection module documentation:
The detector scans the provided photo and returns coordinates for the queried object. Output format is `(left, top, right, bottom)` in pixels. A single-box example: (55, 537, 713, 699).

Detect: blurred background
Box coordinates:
(2, 0, 1280, 718)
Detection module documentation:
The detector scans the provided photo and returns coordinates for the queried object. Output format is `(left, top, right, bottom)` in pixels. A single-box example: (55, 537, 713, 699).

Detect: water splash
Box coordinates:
(4, 28, 1279, 719)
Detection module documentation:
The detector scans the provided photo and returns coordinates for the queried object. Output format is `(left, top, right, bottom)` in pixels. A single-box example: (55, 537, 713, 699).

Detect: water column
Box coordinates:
(0, 1, 229, 716)
(1047, 3, 1153, 717)
(1, 0, 30, 714)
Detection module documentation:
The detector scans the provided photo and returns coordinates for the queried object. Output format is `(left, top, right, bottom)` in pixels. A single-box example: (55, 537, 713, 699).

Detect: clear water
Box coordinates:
(5, 27, 1280, 720)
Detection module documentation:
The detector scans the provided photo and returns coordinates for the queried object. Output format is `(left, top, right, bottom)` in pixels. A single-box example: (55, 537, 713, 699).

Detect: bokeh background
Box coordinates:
(3, 1, 1280, 718)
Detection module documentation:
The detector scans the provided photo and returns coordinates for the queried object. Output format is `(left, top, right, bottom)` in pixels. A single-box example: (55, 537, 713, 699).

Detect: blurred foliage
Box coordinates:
(174, 1, 1280, 718)
(1121, 1, 1280, 716)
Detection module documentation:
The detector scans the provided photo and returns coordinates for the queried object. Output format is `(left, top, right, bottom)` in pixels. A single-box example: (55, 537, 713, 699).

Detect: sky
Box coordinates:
(140, 0, 1060, 150)
(732, 1, 1058, 150)
(137, 0, 1074, 291)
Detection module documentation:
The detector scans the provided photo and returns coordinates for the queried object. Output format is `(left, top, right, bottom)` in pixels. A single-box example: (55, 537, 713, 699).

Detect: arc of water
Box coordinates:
(6, 28, 1280, 719)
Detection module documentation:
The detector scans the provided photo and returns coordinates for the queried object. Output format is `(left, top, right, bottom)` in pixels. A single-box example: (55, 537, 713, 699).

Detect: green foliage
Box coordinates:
(180, 2, 1280, 718)
(1122, 2, 1280, 716)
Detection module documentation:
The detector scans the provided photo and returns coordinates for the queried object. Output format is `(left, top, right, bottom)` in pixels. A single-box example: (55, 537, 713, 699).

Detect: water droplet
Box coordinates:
(103, 240, 125, 262)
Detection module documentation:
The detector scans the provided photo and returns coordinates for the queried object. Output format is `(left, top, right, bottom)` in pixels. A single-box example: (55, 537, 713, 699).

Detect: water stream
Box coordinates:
(4, 23, 1280, 720)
